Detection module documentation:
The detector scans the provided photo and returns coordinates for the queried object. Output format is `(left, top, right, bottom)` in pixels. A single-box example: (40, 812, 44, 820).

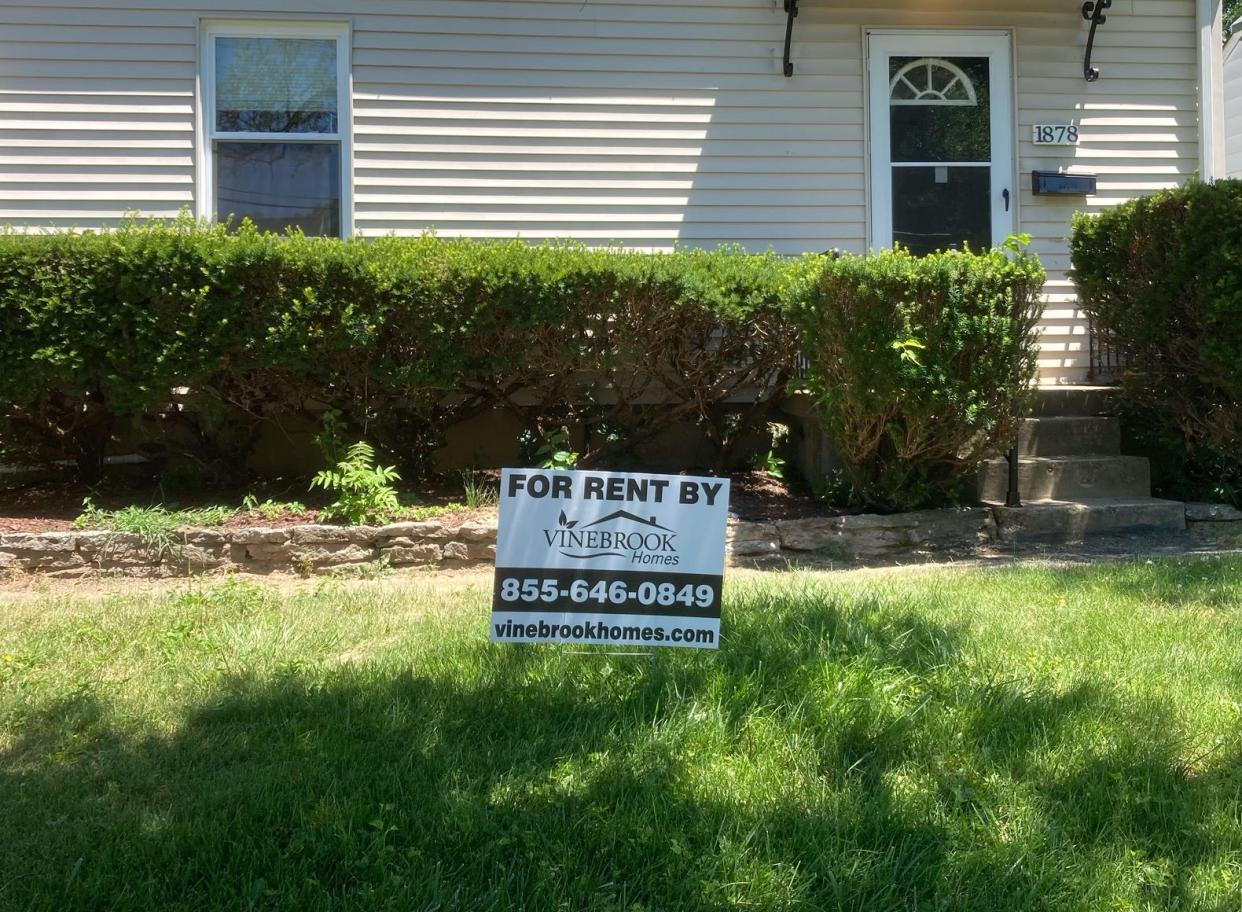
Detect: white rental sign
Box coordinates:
(491, 468, 730, 649)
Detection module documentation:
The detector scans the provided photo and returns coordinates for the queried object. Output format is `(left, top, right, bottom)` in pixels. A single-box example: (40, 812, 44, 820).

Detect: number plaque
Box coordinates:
(1032, 124, 1080, 146)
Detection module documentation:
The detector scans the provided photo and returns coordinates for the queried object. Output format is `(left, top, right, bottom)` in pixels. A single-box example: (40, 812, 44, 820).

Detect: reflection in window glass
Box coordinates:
(892, 166, 991, 256)
(889, 56, 989, 163)
(215, 142, 340, 236)
(216, 37, 337, 133)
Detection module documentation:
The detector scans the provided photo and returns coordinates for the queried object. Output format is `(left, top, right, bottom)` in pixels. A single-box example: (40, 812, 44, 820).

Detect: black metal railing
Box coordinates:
(1086, 316, 1126, 383)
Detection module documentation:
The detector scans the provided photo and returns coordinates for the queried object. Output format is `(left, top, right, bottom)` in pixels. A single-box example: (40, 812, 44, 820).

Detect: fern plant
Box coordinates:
(310, 441, 401, 525)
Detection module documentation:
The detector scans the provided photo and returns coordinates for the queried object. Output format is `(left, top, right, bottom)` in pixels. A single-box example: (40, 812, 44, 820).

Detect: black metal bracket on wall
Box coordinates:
(1082, 0, 1112, 82)
(783, 0, 799, 77)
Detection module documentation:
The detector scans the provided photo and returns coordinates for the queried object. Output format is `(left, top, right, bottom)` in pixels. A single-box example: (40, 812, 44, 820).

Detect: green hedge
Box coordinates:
(0, 221, 1043, 508)
(1071, 181, 1242, 506)
(787, 243, 1044, 510)
(0, 221, 799, 482)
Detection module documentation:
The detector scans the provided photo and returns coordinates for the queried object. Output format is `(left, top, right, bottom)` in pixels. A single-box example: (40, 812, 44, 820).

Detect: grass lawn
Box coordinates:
(2, 558, 1242, 911)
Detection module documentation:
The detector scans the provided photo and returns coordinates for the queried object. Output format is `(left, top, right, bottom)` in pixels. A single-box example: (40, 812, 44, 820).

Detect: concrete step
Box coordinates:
(1018, 417, 1121, 457)
(978, 454, 1151, 502)
(1033, 386, 1118, 417)
(988, 498, 1186, 543)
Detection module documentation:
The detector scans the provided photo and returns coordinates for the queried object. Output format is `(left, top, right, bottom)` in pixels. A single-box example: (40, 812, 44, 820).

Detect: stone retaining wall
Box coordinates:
(0, 518, 500, 578)
(0, 507, 997, 578)
(727, 507, 995, 561)
(1185, 503, 1242, 546)
(2, 503, 1236, 578)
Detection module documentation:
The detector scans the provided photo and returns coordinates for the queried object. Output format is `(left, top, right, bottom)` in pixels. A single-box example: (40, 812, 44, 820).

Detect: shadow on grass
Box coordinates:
(2, 593, 1240, 911)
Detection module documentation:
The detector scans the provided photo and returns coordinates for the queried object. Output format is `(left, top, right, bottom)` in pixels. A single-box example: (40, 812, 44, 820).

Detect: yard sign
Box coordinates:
(491, 468, 730, 649)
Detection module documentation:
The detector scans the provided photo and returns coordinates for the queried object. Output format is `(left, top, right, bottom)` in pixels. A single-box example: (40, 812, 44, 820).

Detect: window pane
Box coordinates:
(215, 141, 340, 236)
(216, 37, 337, 133)
(891, 165, 990, 256)
(889, 56, 989, 163)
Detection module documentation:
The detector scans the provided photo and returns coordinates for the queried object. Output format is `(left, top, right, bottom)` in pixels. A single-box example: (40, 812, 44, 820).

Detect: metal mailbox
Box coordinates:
(1032, 171, 1097, 196)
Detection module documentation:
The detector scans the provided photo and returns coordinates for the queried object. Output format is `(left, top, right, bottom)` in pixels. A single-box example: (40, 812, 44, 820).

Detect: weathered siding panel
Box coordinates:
(0, 0, 1204, 383)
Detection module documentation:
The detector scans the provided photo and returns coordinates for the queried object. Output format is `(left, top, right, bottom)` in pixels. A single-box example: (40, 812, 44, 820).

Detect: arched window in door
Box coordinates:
(889, 57, 978, 106)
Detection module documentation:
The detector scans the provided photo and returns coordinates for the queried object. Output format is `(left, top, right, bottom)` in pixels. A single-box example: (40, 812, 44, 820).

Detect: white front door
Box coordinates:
(868, 32, 1014, 254)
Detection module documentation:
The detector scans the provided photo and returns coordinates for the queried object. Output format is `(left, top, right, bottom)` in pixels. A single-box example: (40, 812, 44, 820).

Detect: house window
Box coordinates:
(889, 58, 979, 105)
(201, 22, 350, 237)
(886, 54, 992, 254)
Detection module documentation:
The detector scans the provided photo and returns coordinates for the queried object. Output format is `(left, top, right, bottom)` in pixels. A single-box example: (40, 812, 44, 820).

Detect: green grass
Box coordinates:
(73, 496, 475, 537)
(73, 499, 238, 559)
(74, 498, 238, 533)
(404, 501, 470, 521)
(240, 495, 310, 523)
(2, 558, 1242, 911)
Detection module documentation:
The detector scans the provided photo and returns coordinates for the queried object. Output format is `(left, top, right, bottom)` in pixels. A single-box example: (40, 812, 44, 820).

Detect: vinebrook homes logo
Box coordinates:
(492, 468, 730, 650)
(546, 508, 678, 565)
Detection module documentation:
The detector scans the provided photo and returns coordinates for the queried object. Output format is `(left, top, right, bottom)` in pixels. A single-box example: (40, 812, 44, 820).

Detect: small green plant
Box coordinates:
(73, 497, 110, 531)
(812, 470, 862, 510)
(293, 552, 316, 577)
(313, 409, 347, 467)
(330, 555, 393, 580)
(406, 502, 467, 521)
(459, 471, 498, 509)
(241, 494, 309, 522)
(753, 450, 786, 479)
(534, 428, 579, 471)
(752, 422, 790, 480)
(74, 498, 236, 560)
(310, 441, 402, 525)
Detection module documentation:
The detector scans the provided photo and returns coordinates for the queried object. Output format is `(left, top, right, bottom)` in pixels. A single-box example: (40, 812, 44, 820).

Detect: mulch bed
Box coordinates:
(726, 471, 844, 523)
(0, 478, 460, 534)
(0, 470, 843, 535)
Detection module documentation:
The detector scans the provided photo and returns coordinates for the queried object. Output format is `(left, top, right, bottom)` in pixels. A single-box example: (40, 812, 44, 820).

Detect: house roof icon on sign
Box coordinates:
(559, 510, 672, 532)
(583, 510, 671, 531)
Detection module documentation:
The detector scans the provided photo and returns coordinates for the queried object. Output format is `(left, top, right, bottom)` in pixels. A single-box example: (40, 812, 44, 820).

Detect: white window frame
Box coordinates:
(866, 31, 1015, 253)
(197, 19, 352, 237)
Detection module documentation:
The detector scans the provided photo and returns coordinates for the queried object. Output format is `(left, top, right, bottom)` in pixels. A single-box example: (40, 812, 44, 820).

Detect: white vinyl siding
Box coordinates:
(0, 0, 1204, 383)
(1226, 33, 1242, 178)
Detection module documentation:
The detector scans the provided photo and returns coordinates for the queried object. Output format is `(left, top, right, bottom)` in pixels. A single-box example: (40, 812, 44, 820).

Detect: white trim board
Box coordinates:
(1197, 0, 1225, 180)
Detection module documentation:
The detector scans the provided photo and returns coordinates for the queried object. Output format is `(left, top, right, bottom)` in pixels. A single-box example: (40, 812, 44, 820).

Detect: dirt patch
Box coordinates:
(0, 470, 831, 533)
(727, 471, 844, 522)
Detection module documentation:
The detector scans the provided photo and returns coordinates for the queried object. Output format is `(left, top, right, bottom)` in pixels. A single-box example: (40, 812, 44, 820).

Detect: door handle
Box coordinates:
(1003, 188, 1011, 212)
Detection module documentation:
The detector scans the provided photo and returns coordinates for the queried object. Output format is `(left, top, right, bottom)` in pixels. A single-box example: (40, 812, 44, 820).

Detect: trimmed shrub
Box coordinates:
(788, 243, 1044, 510)
(1071, 181, 1242, 506)
(0, 221, 799, 481)
(0, 221, 1043, 506)
(0, 222, 388, 481)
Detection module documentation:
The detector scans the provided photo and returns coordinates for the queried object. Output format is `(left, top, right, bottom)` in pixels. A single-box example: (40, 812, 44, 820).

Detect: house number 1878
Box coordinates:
(1033, 124, 1079, 145)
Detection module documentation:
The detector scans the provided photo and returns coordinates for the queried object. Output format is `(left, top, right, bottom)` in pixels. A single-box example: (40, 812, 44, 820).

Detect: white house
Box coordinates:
(1227, 18, 1242, 177)
(0, 0, 1228, 384)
